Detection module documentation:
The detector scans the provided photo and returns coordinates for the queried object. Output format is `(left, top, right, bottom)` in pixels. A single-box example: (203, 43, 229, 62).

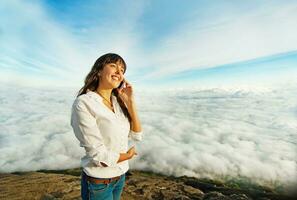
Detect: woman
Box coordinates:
(70, 53, 143, 200)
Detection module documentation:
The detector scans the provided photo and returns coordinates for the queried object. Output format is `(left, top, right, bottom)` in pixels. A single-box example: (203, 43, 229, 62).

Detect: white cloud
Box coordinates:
(0, 0, 93, 87)
(0, 0, 148, 87)
(131, 84, 297, 188)
(1, 1, 296, 88)
(0, 85, 82, 171)
(1, 84, 296, 189)
(142, 2, 297, 79)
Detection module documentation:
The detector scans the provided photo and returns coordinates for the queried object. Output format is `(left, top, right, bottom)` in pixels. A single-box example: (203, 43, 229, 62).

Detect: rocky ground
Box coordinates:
(0, 168, 295, 200)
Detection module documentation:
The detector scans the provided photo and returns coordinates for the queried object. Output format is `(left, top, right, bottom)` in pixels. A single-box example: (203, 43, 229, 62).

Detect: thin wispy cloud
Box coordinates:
(141, 2, 297, 80)
(0, 0, 296, 88)
(0, 0, 147, 87)
(0, 0, 90, 86)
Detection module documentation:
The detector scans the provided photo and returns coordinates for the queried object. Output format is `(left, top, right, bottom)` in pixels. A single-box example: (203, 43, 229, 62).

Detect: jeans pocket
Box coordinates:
(88, 181, 109, 193)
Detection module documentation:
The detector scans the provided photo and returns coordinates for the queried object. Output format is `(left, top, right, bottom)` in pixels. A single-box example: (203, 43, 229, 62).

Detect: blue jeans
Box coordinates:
(81, 171, 126, 200)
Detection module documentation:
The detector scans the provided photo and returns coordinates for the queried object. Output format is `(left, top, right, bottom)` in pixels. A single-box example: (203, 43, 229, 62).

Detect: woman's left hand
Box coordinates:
(117, 78, 134, 106)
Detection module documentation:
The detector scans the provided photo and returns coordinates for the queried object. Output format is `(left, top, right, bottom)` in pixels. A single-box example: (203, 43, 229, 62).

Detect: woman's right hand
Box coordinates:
(118, 146, 138, 163)
(127, 146, 137, 159)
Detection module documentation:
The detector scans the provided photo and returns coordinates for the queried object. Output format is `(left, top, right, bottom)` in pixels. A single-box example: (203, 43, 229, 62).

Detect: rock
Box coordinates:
(229, 194, 251, 200)
(40, 194, 56, 200)
(135, 187, 145, 194)
(159, 189, 178, 200)
(203, 191, 231, 200)
(149, 190, 163, 200)
(0, 172, 81, 200)
(182, 184, 204, 199)
(173, 194, 192, 200)
(0, 168, 293, 200)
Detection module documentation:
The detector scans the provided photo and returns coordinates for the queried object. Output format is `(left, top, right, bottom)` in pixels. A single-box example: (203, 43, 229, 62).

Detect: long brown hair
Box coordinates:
(76, 53, 131, 123)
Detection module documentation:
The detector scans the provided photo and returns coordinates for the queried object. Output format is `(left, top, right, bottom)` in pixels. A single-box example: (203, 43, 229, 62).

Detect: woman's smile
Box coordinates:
(111, 75, 120, 81)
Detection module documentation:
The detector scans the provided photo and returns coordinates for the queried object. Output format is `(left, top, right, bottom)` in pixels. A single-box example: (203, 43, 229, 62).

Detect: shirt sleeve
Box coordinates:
(128, 129, 143, 141)
(71, 101, 120, 167)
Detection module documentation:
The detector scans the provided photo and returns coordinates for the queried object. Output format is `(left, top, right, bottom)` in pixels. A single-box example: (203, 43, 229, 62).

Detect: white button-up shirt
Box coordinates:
(70, 90, 143, 178)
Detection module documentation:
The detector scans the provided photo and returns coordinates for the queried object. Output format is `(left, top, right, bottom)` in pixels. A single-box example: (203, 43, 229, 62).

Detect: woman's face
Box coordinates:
(99, 60, 125, 89)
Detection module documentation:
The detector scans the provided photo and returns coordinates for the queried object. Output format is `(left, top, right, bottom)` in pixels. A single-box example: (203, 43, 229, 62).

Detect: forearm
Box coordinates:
(127, 100, 142, 132)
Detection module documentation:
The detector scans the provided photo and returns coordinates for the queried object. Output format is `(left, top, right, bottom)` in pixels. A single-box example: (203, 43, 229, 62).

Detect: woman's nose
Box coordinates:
(115, 69, 120, 74)
(115, 67, 123, 74)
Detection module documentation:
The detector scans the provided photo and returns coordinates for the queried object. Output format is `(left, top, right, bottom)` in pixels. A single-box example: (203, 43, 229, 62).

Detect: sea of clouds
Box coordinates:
(0, 84, 296, 189)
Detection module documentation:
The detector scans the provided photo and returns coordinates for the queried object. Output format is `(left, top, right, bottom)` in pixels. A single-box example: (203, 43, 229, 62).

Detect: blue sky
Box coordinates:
(0, 0, 297, 89)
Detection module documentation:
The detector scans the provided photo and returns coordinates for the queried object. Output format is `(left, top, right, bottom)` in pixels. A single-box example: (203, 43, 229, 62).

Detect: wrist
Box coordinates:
(126, 152, 132, 159)
(127, 99, 136, 109)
